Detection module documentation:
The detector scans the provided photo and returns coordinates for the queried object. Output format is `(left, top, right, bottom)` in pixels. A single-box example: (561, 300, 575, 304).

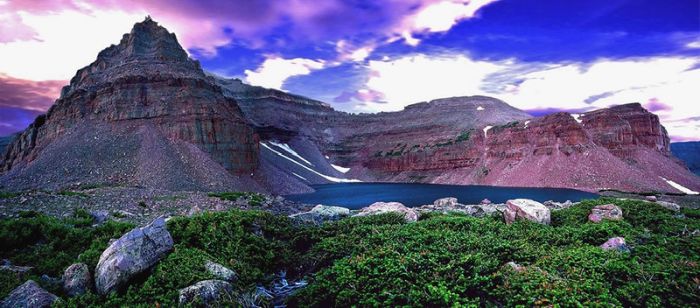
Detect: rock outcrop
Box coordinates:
(600, 237, 629, 252)
(95, 217, 173, 294)
(205, 261, 237, 282)
(178, 280, 234, 306)
(354, 202, 418, 222)
(63, 263, 92, 297)
(289, 204, 351, 225)
(588, 204, 623, 223)
(1, 280, 59, 308)
(503, 199, 551, 225)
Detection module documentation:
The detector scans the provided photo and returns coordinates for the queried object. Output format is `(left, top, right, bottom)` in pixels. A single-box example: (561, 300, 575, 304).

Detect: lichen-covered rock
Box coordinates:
(415, 198, 486, 217)
(588, 204, 623, 223)
(95, 217, 173, 294)
(646, 195, 658, 202)
(354, 202, 418, 222)
(503, 199, 551, 225)
(289, 204, 350, 224)
(178, 280, 234, 306)
(600, 237, 629, 252)
(1, 280, 59, 308)
(433, 197, 459, 207)
(205, 261, 237, 282)
(63, 263, 92, 297)
(656, 201, 680, 212)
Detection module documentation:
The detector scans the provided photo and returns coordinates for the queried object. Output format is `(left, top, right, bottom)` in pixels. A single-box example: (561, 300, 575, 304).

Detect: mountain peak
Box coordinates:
(105, 16, 188, 63)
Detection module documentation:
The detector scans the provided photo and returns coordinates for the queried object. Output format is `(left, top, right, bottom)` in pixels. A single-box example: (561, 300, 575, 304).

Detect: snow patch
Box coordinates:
(572, 114, 584, 124)
(325, 155, 330, 159)
(331, 164, 350, 173)
(661, 177, 699, 195)
(477, 106, 485, 111)
(524, 120, 531, 129)
(261, 142, 361, 183)
(268, 141, 314, 166)
(292, 172, 308, 181)
(483, 125, 493, 138)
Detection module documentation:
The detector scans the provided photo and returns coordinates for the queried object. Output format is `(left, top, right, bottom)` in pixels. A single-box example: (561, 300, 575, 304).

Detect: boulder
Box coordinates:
(353, 202, 418, 222)
(588, 204, 623, 223)
(178, 280, 234, 306)
(503, 199, 551, 225)
(656, 201, 680, 212)
(94, 217, 174, 295)
(205, 261, 237, 282)
(543, 200, 575, 210)
(481, 199, 492, 205)
(433, 197, 458, 207)
(645, 195, 657, 202)
(90, 210, 109, 224)
(600, 237, 629, 252)
(63, 263, 92, 297)
(289, 204, 350, 225)
(1, 280, 59, 308)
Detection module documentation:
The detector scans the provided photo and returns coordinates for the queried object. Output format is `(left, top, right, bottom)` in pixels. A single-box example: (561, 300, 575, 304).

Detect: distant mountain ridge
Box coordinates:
(671, 142, 700, 176)
(1, 17, 699, 195)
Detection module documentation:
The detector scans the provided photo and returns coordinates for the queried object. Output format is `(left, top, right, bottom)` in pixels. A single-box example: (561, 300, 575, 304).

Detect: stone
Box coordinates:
(503, 199, 551, 225)
(1, 280, 59, 308)
(544, 200, 574, 210)
(90, 210, 109, 224)
(506, 262, 526, 273)
(656, 201, 680, 212)
(95, 217, 173, 294)
(63, 263, 92, 297)
(433, 197, 458, 207)
(588, 204, 623, 223)
(645, 195, 658, 202)
(205, 261, 237, 282)
(354, 202, 419, 222)
(289, 204, 351, 225)
(600, 237, 629, 252)
(178, 280, 234, 306)
(481, 199, 492, 205)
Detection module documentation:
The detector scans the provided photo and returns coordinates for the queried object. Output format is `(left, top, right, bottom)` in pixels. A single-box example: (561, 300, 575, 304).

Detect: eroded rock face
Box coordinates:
(1, 280, 59, 308)
(354, 202, 418, 222)
(178, 280, 234, 306)
(588, 204, 623, 223)
(0, 17, 258, 191)
(289, 204, 350, 225)
(63, 263, 92, 297)
(95, 217, 173, 294)
(504, 199, 551, 225)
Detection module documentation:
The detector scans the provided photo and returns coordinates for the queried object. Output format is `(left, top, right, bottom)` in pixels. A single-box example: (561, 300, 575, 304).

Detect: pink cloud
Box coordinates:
(0, 75, 66, 111)
(334, 89, 385, 103)
(643, 98, 673, 113)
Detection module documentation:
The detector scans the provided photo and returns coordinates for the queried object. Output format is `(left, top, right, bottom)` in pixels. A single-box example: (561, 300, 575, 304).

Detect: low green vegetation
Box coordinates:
(58, 190, 90, 198)
(208, 191, 266, 206)
(0, 191, 20, 199)
(456, 130, 472, 142)
(1, 198, 699, 306)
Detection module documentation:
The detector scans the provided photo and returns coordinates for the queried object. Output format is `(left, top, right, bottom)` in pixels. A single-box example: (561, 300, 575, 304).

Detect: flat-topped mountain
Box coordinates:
(1, 18, 698, 195)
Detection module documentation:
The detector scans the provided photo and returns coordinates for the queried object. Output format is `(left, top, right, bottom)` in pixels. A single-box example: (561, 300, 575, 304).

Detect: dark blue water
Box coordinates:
(285, 183, 599, 209)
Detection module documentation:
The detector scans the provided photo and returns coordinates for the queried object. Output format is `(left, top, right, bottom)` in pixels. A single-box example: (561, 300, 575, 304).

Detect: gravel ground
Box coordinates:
(0, 186, 312, 225)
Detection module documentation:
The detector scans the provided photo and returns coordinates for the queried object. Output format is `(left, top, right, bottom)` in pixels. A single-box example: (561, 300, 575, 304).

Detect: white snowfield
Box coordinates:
(661, 177, 699, 195)
(524, 120, 531, 128)
(269, 141, 314, 166)
(261, 142, 361, 183)
(483, 125, 493, 138)
(331, 164, 350, 173)
(572, 114, 584, 124)
(292, 172, 307, 181)
(477, 106, 485, 111)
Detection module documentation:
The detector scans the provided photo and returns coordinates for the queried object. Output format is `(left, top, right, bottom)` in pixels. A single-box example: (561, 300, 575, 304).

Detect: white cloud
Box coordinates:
(394, 0, 499, 46)
(244, 56, 325, 90)
(0, 10, 146, 80)
(357, 54, 506, 111)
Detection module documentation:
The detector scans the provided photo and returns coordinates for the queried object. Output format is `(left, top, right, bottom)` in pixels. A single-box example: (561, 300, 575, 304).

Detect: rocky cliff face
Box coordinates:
(0, 17, 260, 191)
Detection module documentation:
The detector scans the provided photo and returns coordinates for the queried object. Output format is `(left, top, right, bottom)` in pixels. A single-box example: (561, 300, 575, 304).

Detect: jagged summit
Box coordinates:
(62, 16, 202, 98)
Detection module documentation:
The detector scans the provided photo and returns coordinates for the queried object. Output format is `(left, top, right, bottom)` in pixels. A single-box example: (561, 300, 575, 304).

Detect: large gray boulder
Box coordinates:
(415, 198, 485, 217)
(588, 204, 623, 223)
(1, 280, 59, 308)
(503, 199, 551, 225)
(178, 280, 234, 306)
(63, 263, 92, 297)
(289, 204, 350, 225)
(95, 217, 173, 295)
(354, 202, 418, 222)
